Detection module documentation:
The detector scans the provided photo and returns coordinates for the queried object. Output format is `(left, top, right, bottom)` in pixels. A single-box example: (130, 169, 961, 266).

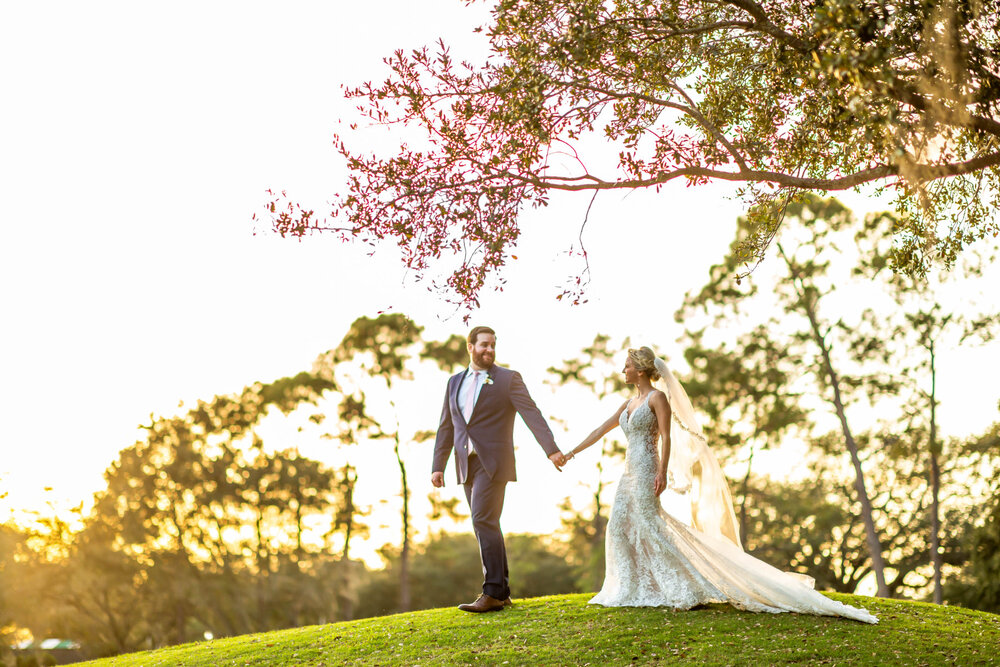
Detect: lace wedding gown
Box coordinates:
(589, 393, 878, 624)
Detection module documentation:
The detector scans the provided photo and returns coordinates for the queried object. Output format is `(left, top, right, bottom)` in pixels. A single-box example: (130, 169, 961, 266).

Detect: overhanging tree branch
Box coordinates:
(270, 0, 1000, 310)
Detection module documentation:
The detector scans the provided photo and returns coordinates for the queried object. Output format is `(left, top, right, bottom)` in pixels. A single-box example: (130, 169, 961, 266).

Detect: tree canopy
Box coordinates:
(271, 0, 1000, 308)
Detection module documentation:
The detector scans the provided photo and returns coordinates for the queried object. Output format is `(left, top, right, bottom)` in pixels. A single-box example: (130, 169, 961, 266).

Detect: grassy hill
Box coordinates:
(79, 593, 999, 666)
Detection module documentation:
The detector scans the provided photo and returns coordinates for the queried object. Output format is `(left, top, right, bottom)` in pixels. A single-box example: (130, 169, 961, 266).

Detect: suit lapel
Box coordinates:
(450, 372, 467, 424)
(468, 367, 495, 423)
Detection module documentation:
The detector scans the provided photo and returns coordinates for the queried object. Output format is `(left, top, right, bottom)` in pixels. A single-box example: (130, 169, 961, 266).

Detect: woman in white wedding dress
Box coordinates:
(564, 347, 877, 624)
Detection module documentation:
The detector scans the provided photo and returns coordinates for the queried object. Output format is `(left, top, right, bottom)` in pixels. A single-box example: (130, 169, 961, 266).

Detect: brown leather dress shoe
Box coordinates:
(503, 597, 513, 607)
(458, 594, 506, 613)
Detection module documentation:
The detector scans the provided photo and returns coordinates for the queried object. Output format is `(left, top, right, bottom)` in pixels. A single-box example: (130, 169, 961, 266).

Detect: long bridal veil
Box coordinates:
(653, 355, 818, 588)
(653, 356, 743, 549)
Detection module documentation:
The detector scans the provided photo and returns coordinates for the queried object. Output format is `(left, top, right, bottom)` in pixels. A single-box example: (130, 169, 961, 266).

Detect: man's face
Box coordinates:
(468, 333, 496, 369)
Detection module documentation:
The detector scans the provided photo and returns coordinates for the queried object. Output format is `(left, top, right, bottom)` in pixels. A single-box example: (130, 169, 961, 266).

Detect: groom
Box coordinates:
(431, 325, 566, 612)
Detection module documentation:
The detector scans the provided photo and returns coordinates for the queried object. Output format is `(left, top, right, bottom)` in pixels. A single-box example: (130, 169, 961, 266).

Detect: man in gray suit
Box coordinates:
(431, 325, 566, 612)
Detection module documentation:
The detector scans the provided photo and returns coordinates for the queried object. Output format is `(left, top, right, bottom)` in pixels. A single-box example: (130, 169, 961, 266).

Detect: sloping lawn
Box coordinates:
(80, 592, 1000, 666)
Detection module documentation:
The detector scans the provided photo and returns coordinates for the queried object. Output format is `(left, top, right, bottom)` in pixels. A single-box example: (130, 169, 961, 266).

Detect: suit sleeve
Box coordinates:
(509, 371, 559, 457)
(432, 380, 455, 473)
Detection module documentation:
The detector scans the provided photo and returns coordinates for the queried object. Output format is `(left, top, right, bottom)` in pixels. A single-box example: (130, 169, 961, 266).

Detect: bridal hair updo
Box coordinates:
(627, 347, 661, 381)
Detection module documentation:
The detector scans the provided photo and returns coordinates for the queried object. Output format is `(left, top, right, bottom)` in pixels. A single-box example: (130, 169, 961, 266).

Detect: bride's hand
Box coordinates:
(653, 471, 666, 496)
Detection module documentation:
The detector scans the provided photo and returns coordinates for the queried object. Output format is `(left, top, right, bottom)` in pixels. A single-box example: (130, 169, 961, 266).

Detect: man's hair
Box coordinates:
(468, 326, 496, 346)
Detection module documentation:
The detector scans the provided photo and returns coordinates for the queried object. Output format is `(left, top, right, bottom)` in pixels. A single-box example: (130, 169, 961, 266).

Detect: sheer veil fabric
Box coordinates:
(654, 357, 742, 550)
(654, 356, 817, 588)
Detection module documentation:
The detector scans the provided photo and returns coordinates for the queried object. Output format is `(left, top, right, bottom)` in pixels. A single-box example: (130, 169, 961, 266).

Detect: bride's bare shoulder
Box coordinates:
(649, 389, 671, 410)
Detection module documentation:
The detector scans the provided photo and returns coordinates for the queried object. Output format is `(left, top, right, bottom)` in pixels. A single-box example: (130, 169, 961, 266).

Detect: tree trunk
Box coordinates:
(394, 435, 411, 612)
(807, 303, 889, 596)
(340, 465, 356, 621)
(928, 341, 943, 604)
(779, 244, 889, 597)
(294, 498, 304, 561)
(175, 599, 186, 646)
(338, 561, 355, 622)
(96, 589, 131, 653)
(341, 466, 356, 562)
(255, 507, 268, 629)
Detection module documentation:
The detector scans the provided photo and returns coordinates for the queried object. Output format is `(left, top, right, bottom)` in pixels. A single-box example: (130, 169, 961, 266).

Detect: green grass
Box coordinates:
(80, 593, 999, 666)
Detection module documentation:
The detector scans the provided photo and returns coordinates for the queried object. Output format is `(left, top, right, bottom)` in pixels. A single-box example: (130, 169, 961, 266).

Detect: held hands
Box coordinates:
(653, 470, 666, 496)
(550, 448, 582, 472)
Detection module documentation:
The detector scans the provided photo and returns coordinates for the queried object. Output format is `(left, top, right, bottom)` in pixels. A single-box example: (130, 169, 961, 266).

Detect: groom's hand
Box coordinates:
(431, 472, 444, 488)
(549, 452, 567, 471)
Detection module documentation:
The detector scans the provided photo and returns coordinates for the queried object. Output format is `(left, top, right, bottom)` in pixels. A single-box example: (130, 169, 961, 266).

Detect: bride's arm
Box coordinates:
(649, 390, 672, 495)
(565, 401, 628, 461)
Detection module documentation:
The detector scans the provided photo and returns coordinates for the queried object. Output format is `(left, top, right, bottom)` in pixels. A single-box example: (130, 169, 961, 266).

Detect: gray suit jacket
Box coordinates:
(432, 365, 558, 483)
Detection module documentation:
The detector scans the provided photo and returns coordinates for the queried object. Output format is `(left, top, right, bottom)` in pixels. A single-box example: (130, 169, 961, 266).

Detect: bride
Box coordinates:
(564, 346, 877, 624)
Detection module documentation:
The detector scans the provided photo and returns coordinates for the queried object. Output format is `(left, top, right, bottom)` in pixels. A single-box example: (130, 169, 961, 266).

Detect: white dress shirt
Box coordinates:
(459, 367, 487, 417)
(459, 367, 487, 455)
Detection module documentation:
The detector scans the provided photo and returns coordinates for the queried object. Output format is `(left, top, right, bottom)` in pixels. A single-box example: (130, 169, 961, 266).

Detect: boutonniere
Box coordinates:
(484, 375, 494, 385)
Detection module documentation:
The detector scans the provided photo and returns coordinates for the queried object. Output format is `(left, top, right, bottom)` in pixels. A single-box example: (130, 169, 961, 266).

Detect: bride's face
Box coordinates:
(622, 358, 640, 385)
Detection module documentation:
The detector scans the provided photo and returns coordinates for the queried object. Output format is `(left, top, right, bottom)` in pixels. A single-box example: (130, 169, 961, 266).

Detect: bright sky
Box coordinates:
(2, 2, 998, 567)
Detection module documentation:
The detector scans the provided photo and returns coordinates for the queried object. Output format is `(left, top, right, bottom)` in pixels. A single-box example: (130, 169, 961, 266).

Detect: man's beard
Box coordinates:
(472, 350, 494, 368)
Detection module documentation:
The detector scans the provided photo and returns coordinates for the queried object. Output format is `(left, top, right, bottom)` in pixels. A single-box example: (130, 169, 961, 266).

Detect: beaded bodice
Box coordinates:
(620, 393, 658, 480)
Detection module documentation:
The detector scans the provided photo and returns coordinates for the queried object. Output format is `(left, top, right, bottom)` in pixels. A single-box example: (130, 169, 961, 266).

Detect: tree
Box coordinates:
(32, 515, 148, 656)
(427, 489, 469, 529)
(942, 422, 1000, 612)
(317, 314, 465, 613)
(742, 465, 871, 593)
(949, 494, 1000, 612)
(0, 521, 28, 661)
(355, 534, 483, 618)
(681, 194, 905, 595)
(93, 433, 345, 643)
(317, 314, 424, 613)
(742, 428, 970, 597)
(330, 463, 367, 620)
(851, 216, 1000, 603)
(16, 371, 347, 655)
(271, 0, 1000, 308)
(356, 532, 577, 618)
